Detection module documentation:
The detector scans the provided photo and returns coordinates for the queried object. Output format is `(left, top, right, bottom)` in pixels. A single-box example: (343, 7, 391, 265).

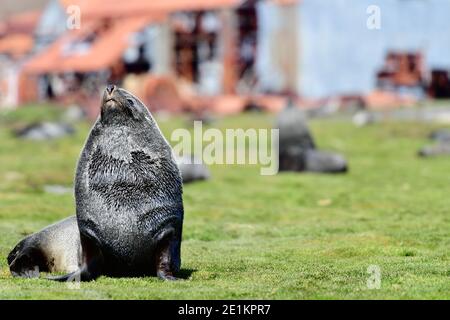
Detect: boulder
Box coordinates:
(418, 143, 450, 157)
(429, 129, 450, 142)
(14, 122, 75, 140)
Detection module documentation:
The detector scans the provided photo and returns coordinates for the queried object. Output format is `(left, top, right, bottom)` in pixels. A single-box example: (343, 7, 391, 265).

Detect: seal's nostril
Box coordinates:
(106, 84, 116, 95)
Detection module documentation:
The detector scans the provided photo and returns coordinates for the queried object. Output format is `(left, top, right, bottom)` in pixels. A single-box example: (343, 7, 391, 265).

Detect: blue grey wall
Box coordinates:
(260, 0, 450, 98)
(300, 0, 450, 98)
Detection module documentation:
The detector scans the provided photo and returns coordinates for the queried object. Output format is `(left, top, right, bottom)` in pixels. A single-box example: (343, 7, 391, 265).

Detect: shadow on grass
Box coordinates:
(12, 269, 198, 282)
(177, 268, 196, 280)
(113, 268, 196, 280)
(92, 268, 197, 281)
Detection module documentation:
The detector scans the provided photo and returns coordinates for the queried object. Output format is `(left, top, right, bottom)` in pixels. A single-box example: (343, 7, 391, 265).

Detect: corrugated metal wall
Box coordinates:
(257, 0, 450, 98)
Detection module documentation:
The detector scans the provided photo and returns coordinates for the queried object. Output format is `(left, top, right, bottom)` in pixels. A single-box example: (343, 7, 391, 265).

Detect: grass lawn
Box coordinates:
(0, 106, 449, 299)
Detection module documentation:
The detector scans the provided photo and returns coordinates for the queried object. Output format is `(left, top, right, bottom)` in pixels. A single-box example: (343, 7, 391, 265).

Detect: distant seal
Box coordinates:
(304, 150, 348, 173)
(418, 142, 450, 157)
(429, 129, 450, 142)
(417, 129, 450, 157)
(14, 122, 75, 141)
(8, 216, 81, 277)
(276, 99, 348, 173)
(175, 154, 210, 183)
(276, 99, 315, 171)
(51, 85, 184, 281)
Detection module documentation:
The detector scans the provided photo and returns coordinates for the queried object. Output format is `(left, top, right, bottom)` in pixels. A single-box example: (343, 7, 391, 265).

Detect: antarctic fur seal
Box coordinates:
(8, 216, 81, 277)
(276, 99, 348, 173)
(7, 157, 203, 278)
(50, 85, 184, 281)
(276, 99, 316, 171)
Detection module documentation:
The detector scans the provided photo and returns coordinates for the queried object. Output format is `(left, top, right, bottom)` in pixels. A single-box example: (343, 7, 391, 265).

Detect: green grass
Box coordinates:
(0, 106, 449, 299)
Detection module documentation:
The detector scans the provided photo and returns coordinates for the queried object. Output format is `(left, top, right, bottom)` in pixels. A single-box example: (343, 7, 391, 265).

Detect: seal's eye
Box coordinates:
(127, 99, 134, 105)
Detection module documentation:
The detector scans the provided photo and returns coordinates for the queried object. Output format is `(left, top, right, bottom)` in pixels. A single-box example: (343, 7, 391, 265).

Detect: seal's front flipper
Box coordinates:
(47, 230, 104, 282)
(9, 247, 46, 278)
(12, 269, 40, 278)
(155, 229, 180, 281)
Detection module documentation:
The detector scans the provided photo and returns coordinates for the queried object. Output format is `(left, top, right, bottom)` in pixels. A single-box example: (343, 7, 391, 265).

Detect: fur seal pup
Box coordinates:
(8, 216, 81, 277)
(50, 85, 184, 282)
(276, 99, 348, 173)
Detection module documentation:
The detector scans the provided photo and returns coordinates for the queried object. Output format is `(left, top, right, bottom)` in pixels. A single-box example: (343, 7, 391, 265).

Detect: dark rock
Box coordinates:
(418, 142, 450, 157)
(304, 150, 348, 173)
(352, 111, 377, 127)
(62, 105, 87, 122)
(428, 129, 450, 142)
(189, 112, 216, 126)
(14, 122, 75, 140)
(276, 99, 348, 173)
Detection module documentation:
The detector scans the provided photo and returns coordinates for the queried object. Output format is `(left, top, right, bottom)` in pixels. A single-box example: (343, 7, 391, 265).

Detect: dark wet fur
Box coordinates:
(50, 87, 184, 282)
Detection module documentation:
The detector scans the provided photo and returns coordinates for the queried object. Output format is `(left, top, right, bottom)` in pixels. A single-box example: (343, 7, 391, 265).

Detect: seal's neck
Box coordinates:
(100, 107, 134, 126)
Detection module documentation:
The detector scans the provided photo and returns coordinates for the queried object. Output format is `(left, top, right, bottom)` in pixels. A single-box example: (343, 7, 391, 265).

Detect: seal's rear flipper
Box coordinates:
(47, 265, 94, 282)
(47, 269, 82, 282)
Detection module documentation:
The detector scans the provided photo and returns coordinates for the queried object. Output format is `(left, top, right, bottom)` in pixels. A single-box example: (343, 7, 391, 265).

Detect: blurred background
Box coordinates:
(1, 0, 450, 117)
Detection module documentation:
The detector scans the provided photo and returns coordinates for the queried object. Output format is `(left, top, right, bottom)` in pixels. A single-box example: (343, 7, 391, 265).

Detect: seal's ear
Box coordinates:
(125, 98, 142, 120)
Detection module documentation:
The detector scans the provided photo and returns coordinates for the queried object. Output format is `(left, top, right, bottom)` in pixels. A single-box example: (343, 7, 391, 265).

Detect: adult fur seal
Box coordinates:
(50, 85, 184, 282)
(7, 158, 199, 277)
(8, 216, 81, 277)
(276, 99, 315, 171)
(7, 158, 202, 278)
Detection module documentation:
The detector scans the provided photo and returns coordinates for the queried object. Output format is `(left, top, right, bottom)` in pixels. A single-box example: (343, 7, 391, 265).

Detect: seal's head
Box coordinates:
(100, 84, 150, 125)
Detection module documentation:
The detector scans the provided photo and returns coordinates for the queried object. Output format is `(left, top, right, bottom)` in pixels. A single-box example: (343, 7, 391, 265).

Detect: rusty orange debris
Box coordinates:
(364, 90, 416, 110)
(0, 34, 33, 57)
(24, 15, 163, 73)
(60, 0, 241, 19)
(1, 10, 41, 34)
